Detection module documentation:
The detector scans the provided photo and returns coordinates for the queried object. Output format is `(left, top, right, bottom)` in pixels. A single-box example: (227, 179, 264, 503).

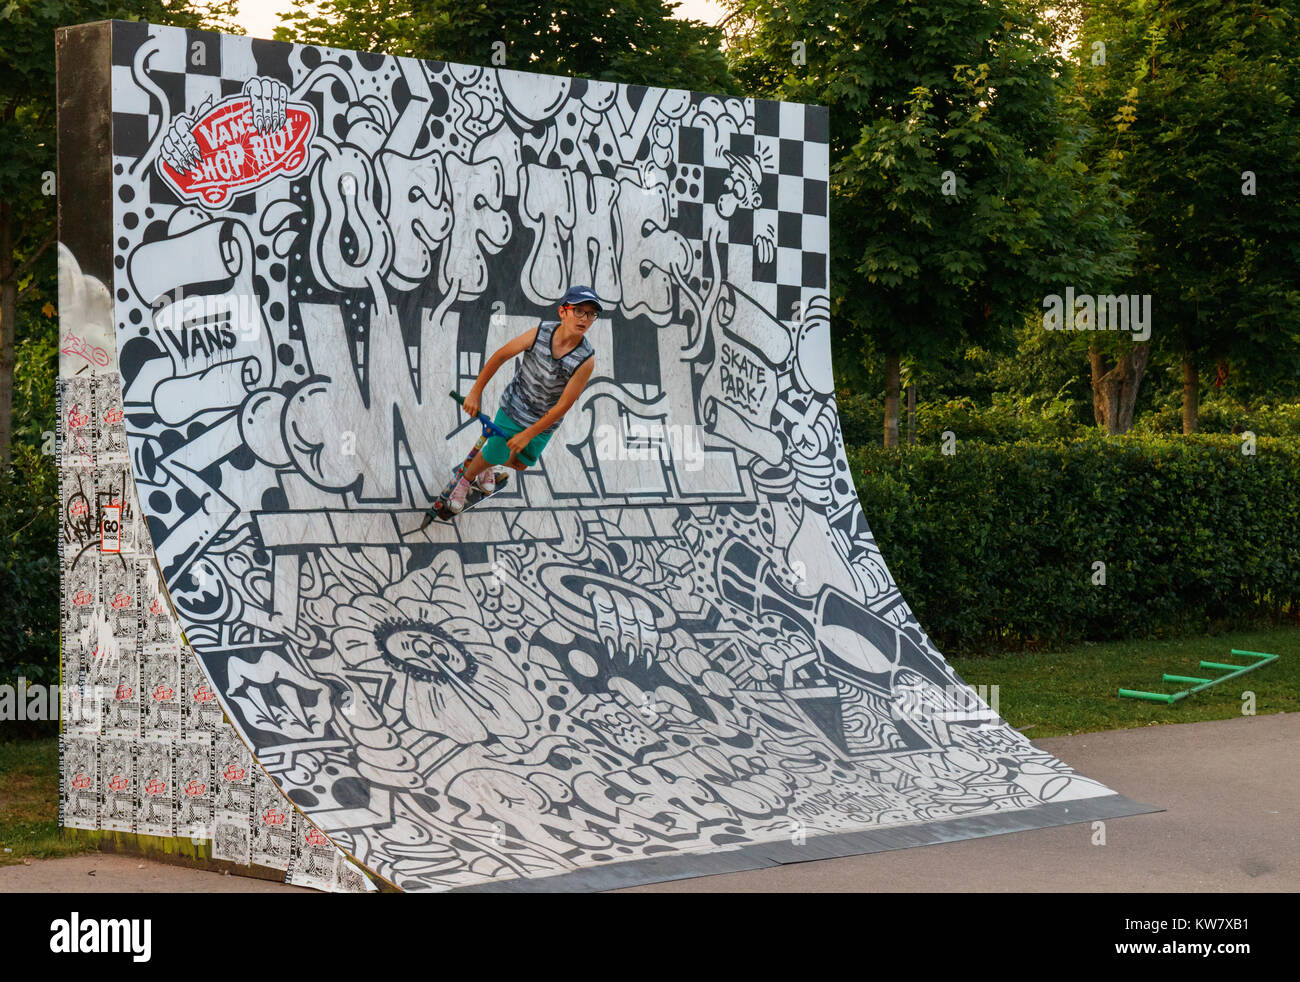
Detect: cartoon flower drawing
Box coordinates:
(327, 553, 541, 751)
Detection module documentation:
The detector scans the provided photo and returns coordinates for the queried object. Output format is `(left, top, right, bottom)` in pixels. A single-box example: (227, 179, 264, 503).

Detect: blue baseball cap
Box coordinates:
(560, 285, 603, 312)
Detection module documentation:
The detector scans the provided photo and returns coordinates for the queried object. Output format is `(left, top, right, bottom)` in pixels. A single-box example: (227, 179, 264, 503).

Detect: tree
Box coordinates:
(0, 0, 239, 468)
(276, 0, 741, 94)
(1075, 0, 1300, 433)
(723, 0, 1133, 445)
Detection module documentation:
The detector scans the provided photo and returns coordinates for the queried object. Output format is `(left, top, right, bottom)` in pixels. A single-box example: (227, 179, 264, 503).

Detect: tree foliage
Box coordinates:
(276, 0, 740, 94)
(721, 0, 1134, 393)
(1073, 0, 1300, 429)
(0, 0, 239, 467)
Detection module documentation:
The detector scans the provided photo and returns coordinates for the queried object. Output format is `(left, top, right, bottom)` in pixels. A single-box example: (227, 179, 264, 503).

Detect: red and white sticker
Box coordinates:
(155, 81, 316, 208)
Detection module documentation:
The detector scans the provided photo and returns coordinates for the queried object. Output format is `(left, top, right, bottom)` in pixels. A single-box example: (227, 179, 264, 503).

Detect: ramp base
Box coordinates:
(453, 793, 1159, 892)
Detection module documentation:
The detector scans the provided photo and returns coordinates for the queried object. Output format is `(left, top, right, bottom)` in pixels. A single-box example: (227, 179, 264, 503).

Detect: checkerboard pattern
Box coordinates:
(674, 96, 829, 331)
(753, 99, 829, 322)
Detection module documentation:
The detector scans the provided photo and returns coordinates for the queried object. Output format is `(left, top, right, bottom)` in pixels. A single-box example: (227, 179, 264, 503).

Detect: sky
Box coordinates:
(236, 0, 729, 41)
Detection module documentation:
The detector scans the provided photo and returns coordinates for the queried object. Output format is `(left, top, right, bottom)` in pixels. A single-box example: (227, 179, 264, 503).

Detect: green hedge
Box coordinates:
(0, 443, 59, 697)
(849, 433, 1300, 654)
(2, 332, 59, 703)
(838, 388, 1091, 447)
(1134, 398, 1300, 438)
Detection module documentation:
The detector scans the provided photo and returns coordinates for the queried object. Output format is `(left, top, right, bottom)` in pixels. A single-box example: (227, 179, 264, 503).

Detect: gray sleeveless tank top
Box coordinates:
(499, 320, 595, 434)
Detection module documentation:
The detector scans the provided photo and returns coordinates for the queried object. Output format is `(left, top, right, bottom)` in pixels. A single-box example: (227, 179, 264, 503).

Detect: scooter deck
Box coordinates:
(419, 471, 510, 528)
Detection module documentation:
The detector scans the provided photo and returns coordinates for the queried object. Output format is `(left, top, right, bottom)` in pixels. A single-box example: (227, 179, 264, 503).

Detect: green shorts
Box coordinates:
(485, 409, 552, 467)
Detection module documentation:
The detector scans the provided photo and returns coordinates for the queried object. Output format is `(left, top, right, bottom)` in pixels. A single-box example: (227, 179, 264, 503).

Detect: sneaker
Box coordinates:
(474, 468, 496, 494)
(445, 477, 471, 514)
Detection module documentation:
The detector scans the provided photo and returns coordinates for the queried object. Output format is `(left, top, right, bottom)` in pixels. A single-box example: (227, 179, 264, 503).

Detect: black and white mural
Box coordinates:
(60, 20, 1138, 891)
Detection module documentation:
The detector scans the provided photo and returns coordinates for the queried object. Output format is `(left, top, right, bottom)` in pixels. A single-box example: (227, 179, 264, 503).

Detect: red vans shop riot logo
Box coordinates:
(156, 77, 315, 208)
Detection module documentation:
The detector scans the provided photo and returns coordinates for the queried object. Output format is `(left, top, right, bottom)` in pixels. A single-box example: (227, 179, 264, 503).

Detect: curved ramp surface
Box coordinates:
(60, 20, 1151, 890)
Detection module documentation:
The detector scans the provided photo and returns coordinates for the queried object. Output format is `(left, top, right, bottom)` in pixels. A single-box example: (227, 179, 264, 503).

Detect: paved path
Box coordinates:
(3, 714, 1294, 893)
(628, 712, 1299, 892)
(0, 852, 311, 892)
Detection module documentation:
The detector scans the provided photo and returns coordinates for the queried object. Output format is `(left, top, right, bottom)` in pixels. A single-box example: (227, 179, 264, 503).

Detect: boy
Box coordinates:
(447, 285, 600, 513)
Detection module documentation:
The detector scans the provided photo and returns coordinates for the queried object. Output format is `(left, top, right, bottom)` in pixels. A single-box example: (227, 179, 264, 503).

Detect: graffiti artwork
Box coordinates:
(56, 20, 1146, 892)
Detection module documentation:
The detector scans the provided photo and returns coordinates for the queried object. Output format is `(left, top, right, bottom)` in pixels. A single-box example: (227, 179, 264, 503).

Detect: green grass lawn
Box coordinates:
(0, 737, 93, 866)
(949, 625, 1300, 738)
(0, 625, 1295, 865)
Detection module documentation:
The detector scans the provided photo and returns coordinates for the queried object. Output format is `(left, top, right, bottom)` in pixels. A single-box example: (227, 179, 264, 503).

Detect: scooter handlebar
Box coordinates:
(449, 390, 509, 440)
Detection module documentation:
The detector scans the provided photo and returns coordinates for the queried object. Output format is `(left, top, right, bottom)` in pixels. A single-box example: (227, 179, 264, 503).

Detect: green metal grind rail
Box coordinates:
(1118, 649, 1279, 704)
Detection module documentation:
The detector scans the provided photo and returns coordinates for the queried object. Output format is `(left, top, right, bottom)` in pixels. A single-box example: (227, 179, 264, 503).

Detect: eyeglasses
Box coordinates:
(564, 306, 599, 321)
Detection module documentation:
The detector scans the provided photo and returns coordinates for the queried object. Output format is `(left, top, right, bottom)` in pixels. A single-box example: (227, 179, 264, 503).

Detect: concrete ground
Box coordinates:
(629, 712, 1299, 892)
(2, 713, 1295, 893)
(0, 852, 313, 892)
